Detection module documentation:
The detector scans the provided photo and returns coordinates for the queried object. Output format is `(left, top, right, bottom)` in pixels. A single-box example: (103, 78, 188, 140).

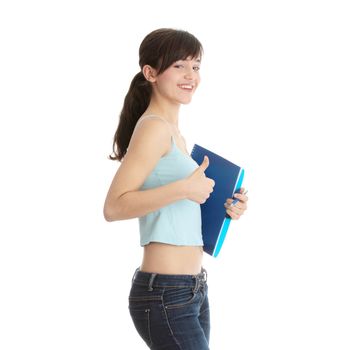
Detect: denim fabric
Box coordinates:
(128, 267, 210, 349)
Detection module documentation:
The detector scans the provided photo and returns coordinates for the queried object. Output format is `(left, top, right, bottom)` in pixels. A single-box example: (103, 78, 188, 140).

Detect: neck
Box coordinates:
(144, 96, 181, 127)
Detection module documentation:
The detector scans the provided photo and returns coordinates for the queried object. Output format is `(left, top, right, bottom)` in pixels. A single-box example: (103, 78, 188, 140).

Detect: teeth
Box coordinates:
(179, 84, 193, 89)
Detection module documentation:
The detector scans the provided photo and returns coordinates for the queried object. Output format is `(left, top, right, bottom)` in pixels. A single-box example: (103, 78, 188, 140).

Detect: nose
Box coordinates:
(184, 67, 195, 80)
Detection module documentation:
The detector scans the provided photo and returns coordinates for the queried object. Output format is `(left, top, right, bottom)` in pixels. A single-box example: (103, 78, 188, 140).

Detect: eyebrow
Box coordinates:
(179, 57, 201, 63)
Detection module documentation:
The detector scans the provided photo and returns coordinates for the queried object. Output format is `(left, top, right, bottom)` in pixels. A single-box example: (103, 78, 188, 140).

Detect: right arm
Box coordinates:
(105, 178, 189, 221)
(103, 118, 189, 221)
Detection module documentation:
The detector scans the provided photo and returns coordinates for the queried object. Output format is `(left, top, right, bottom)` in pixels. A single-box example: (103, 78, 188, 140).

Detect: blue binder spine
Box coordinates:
(213, 168, 245, 257)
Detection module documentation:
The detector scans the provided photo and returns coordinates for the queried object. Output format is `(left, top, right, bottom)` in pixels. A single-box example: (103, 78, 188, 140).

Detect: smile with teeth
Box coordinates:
(178, 84, 194, 91)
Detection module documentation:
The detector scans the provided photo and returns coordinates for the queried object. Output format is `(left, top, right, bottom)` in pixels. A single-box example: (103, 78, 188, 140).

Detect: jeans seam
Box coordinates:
(132, 282, 198, 288)
(129, 296, 162, 301)
(161, 289, 183, 350)
(146, 308, 153, 347)
(163, 286, 199, 310)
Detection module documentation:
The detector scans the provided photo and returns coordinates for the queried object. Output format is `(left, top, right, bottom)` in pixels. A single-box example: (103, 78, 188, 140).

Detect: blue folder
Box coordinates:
(190, 144, 245, 257)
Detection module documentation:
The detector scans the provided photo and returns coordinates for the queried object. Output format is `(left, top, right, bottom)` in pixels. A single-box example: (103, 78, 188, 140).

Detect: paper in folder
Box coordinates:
(190, 144, 245, 257)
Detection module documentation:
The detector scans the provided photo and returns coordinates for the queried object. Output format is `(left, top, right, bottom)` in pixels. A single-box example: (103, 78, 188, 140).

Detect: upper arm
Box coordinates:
(104, 118, 171, 211)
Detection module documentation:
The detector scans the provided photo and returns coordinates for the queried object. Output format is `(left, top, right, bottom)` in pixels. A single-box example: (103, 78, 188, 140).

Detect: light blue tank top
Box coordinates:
(136, 115, 203, 247)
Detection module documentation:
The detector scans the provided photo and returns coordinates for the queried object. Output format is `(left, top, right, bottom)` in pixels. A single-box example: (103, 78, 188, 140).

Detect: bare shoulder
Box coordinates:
(128, 117, 172, 160)
(104, 117, 172, 202)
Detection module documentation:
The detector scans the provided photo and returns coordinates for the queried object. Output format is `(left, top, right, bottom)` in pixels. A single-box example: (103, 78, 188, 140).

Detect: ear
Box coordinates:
(142, 65, 157, 83)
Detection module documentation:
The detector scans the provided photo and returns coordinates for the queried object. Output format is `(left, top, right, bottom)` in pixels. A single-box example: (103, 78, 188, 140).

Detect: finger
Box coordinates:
(225, 198, 234, 205)
(226, 200, 246, 210)
(232, 206, 244, 215)
(233, 192, 248, 202)
(224, 201, 244, 209)
(232, 202, 246, 213)
(231, 203, 246, 211)
(226, 204, 244, 215)
(198, 155, 209, 172)
(226, 209, 241, 220)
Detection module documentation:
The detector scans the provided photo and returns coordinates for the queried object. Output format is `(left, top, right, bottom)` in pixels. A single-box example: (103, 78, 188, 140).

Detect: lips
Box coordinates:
(178, 84, 194, 91)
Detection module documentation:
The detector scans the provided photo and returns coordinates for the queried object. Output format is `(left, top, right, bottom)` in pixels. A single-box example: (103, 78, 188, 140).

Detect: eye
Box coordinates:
(174, 64, 184, 68)
(193, 66, 200, 71)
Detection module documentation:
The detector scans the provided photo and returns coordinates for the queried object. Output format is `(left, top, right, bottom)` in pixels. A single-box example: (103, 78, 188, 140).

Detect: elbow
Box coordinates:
(103, 202, 121, 222)
(103, 207, 113, 222)
(103, 210, 114, 222)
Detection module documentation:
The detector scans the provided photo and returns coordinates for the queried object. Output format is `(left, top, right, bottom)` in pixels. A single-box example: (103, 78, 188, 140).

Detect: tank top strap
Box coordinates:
(135, 114, 177, 143)
(136, 114, 171, 127)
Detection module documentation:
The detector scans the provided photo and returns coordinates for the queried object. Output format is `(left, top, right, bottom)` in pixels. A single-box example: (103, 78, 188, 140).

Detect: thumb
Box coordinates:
(199, 155, 209, 171)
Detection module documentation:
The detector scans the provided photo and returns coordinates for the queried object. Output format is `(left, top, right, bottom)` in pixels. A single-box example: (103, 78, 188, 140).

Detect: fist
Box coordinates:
(224, 188, 248, 220)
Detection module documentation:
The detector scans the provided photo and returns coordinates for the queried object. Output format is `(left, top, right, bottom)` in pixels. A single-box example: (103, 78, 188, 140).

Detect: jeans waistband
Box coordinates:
(131, 267, 207, 291)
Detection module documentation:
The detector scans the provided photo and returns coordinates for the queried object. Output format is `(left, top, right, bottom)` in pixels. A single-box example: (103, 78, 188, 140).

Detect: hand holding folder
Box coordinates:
(190, 144, 245, 257)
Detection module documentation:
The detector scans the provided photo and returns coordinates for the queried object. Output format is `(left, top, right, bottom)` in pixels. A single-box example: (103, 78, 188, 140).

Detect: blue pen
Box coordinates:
(230, 189, 248, 206)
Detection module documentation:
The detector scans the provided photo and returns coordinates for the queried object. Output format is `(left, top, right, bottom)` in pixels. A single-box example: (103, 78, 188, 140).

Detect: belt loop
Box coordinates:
(202, 268, 207, 282)
(148, 273, 157, 291)
(131, 267, 139, 283)
(193, 275, 200, 293)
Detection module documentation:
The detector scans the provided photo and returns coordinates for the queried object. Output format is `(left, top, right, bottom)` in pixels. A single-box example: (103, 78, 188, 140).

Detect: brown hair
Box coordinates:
(108, 28, 203, 161)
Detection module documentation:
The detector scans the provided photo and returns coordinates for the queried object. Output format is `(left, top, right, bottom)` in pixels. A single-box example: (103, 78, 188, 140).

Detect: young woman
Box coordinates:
(103, 28, 248, 349)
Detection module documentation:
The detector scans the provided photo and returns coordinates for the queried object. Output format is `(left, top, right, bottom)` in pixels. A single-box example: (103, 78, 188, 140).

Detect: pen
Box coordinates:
(230, 189, 248, 207)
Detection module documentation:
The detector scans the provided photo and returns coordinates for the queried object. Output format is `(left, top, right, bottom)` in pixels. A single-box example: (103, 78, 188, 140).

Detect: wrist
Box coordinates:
(179, 178, 190, 200)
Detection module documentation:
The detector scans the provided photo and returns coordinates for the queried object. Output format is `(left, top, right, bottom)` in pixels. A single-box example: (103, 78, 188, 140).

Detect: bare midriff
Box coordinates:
(140, 242, 204, 275)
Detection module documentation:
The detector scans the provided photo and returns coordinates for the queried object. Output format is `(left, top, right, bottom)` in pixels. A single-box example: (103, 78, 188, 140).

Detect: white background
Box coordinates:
(1, 0, 349, 349)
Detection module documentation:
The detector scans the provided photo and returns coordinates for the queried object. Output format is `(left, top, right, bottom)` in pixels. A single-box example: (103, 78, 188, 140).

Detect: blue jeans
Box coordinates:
(128, 267, 210, 349)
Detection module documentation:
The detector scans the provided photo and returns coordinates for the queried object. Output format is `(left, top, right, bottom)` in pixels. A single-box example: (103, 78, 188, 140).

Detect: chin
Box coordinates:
(179, 97, 193, 105)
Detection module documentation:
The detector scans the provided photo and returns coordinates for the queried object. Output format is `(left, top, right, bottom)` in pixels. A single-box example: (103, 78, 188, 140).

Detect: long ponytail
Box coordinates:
(108, 72, 151, 161)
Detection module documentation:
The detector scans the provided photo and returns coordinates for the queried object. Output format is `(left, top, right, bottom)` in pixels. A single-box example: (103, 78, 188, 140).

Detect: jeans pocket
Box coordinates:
(128, 304, 153, 347)
(162, 287, 198, 310)
(128, 285, 163, 347)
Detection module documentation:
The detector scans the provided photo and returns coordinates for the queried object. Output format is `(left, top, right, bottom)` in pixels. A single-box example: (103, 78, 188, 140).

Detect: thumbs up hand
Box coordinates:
(185, 156, 215, 204)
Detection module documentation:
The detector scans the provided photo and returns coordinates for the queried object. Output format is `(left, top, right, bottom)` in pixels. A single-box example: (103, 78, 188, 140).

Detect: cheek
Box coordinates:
(158, 69, 175, 82)
(157, 72, 176, 89)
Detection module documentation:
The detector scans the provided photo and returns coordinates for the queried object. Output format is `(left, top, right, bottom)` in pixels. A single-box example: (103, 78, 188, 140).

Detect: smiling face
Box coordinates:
(151, 56, 201, 105)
